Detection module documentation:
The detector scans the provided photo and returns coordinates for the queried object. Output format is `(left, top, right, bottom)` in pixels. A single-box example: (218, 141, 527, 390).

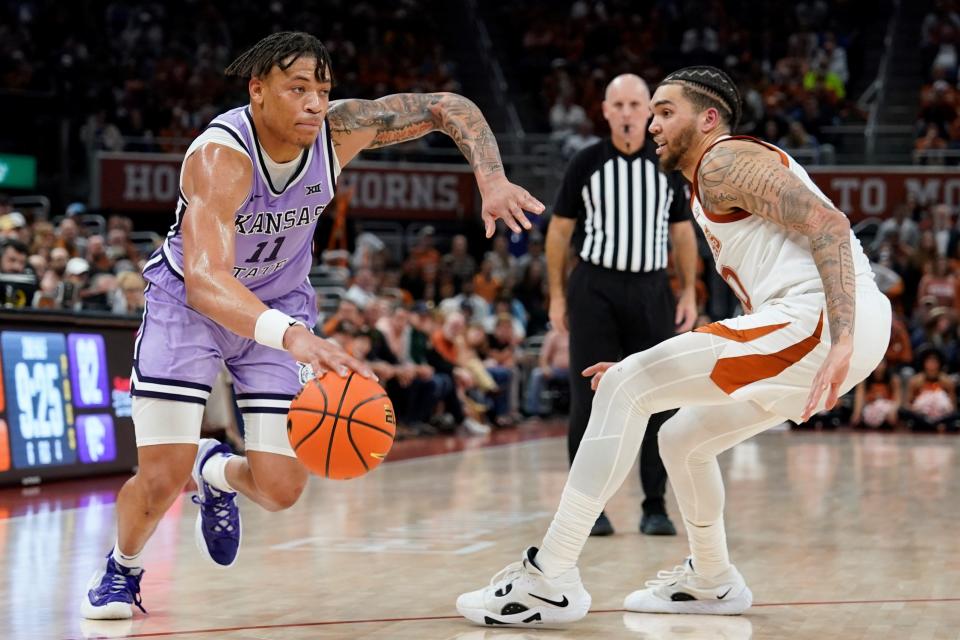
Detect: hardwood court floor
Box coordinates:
(3, 425, 960, 640)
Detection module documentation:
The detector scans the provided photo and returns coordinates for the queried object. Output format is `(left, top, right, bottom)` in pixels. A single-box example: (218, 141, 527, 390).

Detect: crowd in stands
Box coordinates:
(810, 194, 960, 433)
(0, 196, 149, 315)
(1, 0, 459, 155)
(313, 225, 564, 438)
(917, 0, 960, 163)
(0, 191, 574, 438)
(5, 2, 960, 438)
(7, 179, 960, 437)
(487, 0, 865, 162)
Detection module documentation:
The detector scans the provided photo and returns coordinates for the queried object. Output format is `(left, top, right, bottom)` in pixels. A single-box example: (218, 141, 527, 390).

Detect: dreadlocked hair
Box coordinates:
(225, 31, 333, 84)
(660, 66, 742, 130)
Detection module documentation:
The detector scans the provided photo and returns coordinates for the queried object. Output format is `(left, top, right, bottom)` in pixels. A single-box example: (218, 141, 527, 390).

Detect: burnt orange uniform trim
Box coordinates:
(695, 319, 790, 342)
(691, 135, 790, 224)
(699, 312, 824, 395)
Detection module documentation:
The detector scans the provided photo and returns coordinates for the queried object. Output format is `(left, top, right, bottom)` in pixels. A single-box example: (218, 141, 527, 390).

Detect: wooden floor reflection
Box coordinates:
(3, 427, 960, 639)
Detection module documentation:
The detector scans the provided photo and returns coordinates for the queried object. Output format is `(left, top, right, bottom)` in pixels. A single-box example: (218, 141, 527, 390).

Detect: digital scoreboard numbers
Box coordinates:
(1, 332, 76, 468)
(0, 321, 137, 486)
(68, 334, 110, 409)
(68, 334, 117, 464)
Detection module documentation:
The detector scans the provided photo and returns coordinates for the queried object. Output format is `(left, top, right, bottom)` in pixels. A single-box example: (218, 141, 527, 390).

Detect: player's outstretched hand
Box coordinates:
(800, 337, 853, 422)
(582, 361, 616, 391)
(480, 176, 545, 238)
(283, 325, 376, 380)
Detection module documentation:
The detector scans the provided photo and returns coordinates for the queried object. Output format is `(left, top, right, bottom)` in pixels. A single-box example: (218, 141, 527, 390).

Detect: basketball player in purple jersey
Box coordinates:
(81, 31, 544, 619)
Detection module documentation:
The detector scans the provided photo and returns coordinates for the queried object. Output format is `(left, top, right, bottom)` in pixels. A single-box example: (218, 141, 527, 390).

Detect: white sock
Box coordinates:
(201, 451, 236, 494)
(685, 518, 731, 579)
(112, 541, 143, 572)
(535, 485, 605, 579)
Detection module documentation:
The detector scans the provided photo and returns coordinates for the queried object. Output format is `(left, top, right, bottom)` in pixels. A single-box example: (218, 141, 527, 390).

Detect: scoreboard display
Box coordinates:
(0, 312, 138, 486)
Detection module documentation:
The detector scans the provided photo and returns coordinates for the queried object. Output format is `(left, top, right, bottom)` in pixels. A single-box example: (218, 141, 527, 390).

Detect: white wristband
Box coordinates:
(254, 308, 304, 351)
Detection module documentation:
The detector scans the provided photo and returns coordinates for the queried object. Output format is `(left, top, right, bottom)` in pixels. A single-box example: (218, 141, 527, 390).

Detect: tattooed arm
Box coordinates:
(327, 92, 543, 236)
(697, 140, 857, 419)
(697, 141, 855, 341)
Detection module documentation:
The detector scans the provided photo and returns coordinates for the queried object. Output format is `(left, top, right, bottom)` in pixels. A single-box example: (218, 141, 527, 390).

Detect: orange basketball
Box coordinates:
(287, 372, 396, 479)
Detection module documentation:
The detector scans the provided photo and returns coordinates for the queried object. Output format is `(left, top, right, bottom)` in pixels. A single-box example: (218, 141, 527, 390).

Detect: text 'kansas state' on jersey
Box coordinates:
(690, 135, 873, 313)
(143, 105, 339, 302)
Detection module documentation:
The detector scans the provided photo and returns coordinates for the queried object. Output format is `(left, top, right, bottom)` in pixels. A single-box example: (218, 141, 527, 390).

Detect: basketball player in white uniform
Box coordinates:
(457, 65, 891, 626)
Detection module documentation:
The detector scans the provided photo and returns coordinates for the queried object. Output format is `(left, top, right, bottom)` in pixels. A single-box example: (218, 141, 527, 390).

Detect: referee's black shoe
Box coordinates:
(639, 513, 677, 536)
(590, 511, 615, 536)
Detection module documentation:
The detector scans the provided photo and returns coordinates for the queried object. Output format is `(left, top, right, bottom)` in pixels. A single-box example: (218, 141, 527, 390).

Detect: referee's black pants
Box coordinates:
(566, 261, 677, 516)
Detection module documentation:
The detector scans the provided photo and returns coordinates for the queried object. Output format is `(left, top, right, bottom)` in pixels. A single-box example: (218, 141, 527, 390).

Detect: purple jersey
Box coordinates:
(144, 105, 337, 301)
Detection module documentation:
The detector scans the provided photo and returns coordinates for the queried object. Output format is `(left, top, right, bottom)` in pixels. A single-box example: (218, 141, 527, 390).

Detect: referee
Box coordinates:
(546, 74, 698, 537)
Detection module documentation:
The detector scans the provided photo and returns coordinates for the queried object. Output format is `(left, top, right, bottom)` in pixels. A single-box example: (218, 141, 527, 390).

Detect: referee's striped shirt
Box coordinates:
(553, 138, 691, 273)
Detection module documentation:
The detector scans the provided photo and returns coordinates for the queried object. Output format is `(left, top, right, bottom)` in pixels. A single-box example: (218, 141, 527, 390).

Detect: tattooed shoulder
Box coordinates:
(698, 144, 737, 187)
(697, 142, 794, 221)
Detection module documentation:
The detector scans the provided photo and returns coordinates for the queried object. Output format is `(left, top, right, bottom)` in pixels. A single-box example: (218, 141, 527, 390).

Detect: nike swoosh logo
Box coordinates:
(717, 587, 732, 599)
(529, 593, 569, 607)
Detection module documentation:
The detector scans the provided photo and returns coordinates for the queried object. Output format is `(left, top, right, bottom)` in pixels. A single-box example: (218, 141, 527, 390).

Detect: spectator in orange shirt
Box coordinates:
(410, 225, 441, 271)
(885, 308, 913, 370)
(322, 298, 363, 337)
(917, 256, 957, 309)
(473, 257, 501, 303)
(427, 311, 490, 435)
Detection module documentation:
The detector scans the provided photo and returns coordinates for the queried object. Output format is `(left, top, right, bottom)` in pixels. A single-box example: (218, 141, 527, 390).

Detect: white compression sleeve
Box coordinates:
(658, 403, 783, 578)
(535, 332, 735, 578)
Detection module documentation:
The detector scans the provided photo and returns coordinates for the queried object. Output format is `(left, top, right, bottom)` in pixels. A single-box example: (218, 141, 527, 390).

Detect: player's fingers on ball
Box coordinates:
(328, 357, 349, 377)
(348, 356, 376, 380)
(309, 359, 327, 378)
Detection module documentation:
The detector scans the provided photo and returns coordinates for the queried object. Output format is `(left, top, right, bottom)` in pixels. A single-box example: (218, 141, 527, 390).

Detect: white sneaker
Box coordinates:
(457, 547, 592, 627)
(463, 417, 491, 435)
(623, 558, 753, 615)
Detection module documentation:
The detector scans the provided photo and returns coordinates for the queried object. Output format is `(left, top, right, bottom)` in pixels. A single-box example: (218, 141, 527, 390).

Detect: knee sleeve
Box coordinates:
(244, 412, 296, 458)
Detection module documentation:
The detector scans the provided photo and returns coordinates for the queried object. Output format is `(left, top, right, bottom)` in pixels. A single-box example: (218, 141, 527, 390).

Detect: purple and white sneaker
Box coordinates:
(191, 438, 242, 567)
(80, 551, 146, 619)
